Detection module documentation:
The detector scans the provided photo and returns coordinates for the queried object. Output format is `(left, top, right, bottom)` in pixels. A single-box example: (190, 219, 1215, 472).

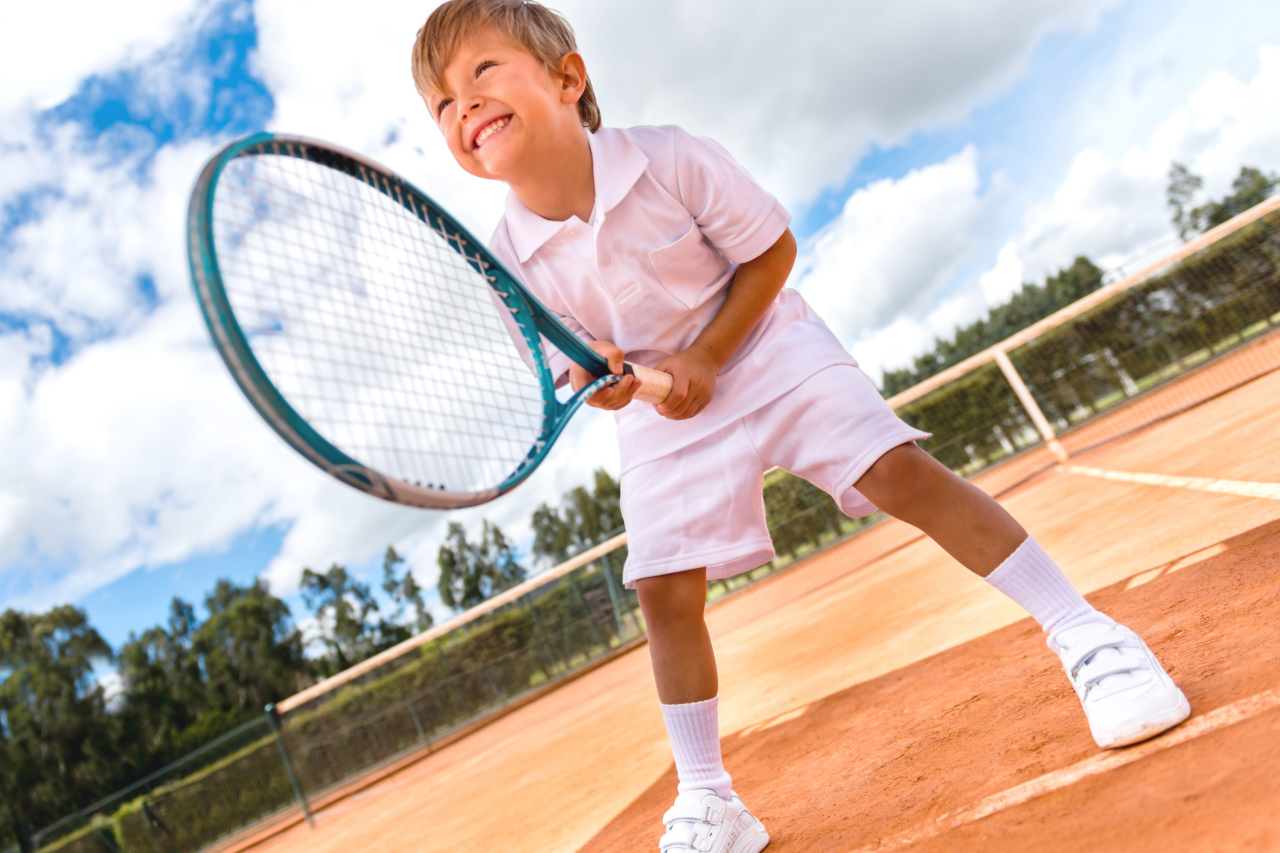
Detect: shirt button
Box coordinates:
(567, 228, 577, 237)
(600, 254, 611, 266)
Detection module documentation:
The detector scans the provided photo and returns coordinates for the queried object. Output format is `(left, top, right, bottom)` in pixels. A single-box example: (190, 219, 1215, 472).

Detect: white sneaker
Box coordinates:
(658, 789, 769, 853)
(1051, 621, 1191, 749)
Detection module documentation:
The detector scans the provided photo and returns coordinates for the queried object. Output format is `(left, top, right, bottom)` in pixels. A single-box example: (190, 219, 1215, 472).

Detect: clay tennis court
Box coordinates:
(244, 350, 1280, 852)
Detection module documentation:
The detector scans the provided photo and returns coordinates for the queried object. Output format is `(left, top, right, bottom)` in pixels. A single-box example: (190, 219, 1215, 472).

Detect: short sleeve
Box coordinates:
(666, 127, 791, 265)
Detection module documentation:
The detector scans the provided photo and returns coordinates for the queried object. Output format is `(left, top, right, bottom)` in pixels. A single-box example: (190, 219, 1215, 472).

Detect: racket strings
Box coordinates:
(211, 152, 546, 494)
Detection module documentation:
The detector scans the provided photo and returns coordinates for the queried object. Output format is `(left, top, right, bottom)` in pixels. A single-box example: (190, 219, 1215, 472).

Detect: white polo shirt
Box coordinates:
(488, 125, 856, 473)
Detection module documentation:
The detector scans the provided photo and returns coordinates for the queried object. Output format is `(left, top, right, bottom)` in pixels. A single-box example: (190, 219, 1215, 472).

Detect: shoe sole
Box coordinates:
(1095, 692, 1192, 748)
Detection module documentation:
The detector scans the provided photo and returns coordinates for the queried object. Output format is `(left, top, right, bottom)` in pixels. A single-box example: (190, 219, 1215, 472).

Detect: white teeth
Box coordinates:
(474, 117, 508, 148)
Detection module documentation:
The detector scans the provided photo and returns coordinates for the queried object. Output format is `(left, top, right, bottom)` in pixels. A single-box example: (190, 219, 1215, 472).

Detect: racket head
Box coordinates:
(187, 133, 614, 509)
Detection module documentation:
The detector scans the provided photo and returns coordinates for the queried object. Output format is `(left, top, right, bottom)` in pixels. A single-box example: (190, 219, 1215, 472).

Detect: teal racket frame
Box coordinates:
(187, 133, 618, 509)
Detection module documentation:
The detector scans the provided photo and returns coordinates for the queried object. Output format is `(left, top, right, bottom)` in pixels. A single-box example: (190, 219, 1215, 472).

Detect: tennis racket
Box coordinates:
(187, 133, 672, 510)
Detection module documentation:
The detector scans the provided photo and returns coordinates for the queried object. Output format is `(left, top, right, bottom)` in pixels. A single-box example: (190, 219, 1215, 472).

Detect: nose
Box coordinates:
(460, 98, 484, 122)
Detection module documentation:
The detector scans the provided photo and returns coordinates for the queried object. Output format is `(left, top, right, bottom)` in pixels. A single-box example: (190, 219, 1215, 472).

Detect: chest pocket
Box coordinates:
(648, 222, 728, 309)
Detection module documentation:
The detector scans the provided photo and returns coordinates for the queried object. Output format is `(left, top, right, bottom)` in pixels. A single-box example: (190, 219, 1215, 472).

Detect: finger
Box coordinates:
(656, 376, 689, 415)
(669, 384, 702, 419)
(594, 375, 637, 409)
(588, 376, 625, 407)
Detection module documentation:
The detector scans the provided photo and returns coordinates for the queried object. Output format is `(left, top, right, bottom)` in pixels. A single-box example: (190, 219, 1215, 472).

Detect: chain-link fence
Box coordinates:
(896, 204, 1280, 492)
(15, 717, 289, 853)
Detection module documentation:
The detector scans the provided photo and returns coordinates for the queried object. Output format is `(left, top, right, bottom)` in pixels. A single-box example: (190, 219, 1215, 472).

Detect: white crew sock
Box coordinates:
(659, 696, 733, 800)
(985, 536, 1113, 644)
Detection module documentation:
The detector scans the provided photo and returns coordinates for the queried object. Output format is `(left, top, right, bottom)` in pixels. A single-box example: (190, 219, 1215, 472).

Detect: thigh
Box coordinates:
(620, 420, 775, 588)
(746, 366, 930, 517)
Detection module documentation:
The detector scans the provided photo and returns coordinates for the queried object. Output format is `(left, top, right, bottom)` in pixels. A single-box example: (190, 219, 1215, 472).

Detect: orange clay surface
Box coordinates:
(251, 365, 1280, 853)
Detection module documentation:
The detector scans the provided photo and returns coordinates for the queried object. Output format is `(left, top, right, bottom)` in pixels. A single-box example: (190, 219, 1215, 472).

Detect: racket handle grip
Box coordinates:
(623, 363, 674, 405)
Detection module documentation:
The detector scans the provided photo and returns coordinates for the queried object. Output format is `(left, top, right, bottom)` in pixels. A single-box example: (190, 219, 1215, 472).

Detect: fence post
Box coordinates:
(94, 827, 121, 853)
(993, 348, 1069, 463)
(599, 550, 630, 643)
(567, 571, 608, 652)
(480, 662, 506, 702)
(142, 801, 164, 853)
(141, 802, 182, 853)
(265, 704, 314, 828)
(404, 695, 428, 744)
(15, 816, 34, 853)
(523, 593, 561, 673)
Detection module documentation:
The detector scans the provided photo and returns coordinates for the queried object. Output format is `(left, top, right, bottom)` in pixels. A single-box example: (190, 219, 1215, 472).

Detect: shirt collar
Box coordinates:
(502, 127, 650, 263)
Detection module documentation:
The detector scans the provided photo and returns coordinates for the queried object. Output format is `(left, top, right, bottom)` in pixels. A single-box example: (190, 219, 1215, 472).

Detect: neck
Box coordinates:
(507, 124, 595, 223)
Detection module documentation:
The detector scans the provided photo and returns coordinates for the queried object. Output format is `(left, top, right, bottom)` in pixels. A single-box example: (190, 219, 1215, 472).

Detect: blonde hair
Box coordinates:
(412, 0, 601, 132)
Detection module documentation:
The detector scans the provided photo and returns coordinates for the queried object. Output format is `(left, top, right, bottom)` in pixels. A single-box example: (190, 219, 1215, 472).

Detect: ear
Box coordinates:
(558, 51, 587, 105)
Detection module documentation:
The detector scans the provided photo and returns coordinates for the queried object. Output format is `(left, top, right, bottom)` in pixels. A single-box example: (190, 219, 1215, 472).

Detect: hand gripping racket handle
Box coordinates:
(623, 363, 674, 405)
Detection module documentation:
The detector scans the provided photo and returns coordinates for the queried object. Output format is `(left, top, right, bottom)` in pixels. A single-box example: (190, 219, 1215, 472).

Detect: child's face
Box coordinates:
(427, 27, 578, 184)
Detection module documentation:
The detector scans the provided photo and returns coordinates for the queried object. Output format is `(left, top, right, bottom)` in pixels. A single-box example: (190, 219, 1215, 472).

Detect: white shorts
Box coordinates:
(619, 365, 929, 587)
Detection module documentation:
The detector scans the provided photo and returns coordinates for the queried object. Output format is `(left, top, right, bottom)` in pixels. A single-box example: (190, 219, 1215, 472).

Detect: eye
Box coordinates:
(475, 60, 496, 77)
(435, 97, 454, 119)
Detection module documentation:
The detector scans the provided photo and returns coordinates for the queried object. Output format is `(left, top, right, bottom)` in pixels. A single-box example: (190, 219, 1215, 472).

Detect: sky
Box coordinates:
(2, 0, 1279, 651)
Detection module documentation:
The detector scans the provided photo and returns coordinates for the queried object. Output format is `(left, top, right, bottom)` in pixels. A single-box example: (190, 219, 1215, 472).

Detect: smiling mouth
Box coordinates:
(472, 116, 511, 149)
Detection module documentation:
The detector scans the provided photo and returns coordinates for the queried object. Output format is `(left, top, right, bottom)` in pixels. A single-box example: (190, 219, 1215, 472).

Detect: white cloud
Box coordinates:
(979, 241, 1026, 304)
(1018, 44, 1280, 278)
(806, 44, 1280, 385)
(0, 0, 213, 113)
(250, 0, 1116, 232)
(795, 146, 993, 349)
(567, 0, 1117, 204)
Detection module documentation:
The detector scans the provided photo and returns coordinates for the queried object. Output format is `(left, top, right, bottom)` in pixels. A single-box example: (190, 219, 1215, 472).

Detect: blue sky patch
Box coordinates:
(45, 0, 272, 162)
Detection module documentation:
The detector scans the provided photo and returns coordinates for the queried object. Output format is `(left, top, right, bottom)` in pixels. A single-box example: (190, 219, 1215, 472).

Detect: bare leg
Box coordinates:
(636, 568, 718, 704)
(854, 444, 1027, 577)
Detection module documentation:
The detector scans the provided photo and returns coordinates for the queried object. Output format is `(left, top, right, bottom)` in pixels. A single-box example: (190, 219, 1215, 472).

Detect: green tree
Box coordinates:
(530, 469, 624, 565)
(300, 565, 381, 672)
(378, 546, 433, 645)
(1167, 163, 1279, 240)
(1198, 166, 1280, 231)
(192, 579, 306, 715)
(880, 257, 1104, 396)
(437, 521, 527, 610)
(0, 606, 118, 840)
(1167, 161, 1204, 240)
(116, 599, 203, 768)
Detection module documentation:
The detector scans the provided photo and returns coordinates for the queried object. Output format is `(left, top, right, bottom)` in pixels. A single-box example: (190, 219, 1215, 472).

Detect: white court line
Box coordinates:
(851, 685, 1280, 852)
(1064, 465, 1280, 500)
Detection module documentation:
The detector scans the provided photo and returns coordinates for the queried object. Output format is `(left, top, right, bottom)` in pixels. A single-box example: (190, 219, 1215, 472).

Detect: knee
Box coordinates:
(636, 570, 706, 627)
(857, 444, 943, 515)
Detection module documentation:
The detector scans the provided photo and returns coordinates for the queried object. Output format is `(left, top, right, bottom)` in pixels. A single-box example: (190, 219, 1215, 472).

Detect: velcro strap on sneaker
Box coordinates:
(1061, 627, 1130, 676)
(659, 828, 698, 850)
(1077, 650, 1145, 688)
(663, 803, 712, 826)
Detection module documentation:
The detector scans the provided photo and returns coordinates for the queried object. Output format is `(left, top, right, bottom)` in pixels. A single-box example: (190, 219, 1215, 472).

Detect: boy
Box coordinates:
(411, 3, 1191, 850)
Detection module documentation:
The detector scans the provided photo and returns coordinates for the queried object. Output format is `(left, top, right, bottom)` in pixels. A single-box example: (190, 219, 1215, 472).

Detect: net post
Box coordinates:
(993, 348, 1069, 463)
(265, 704, 314, 828)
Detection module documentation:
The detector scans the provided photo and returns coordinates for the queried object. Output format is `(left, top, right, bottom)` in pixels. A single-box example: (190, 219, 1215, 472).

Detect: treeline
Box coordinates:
(879, 163, 1279, 397)
(0, 472, 619, 846)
